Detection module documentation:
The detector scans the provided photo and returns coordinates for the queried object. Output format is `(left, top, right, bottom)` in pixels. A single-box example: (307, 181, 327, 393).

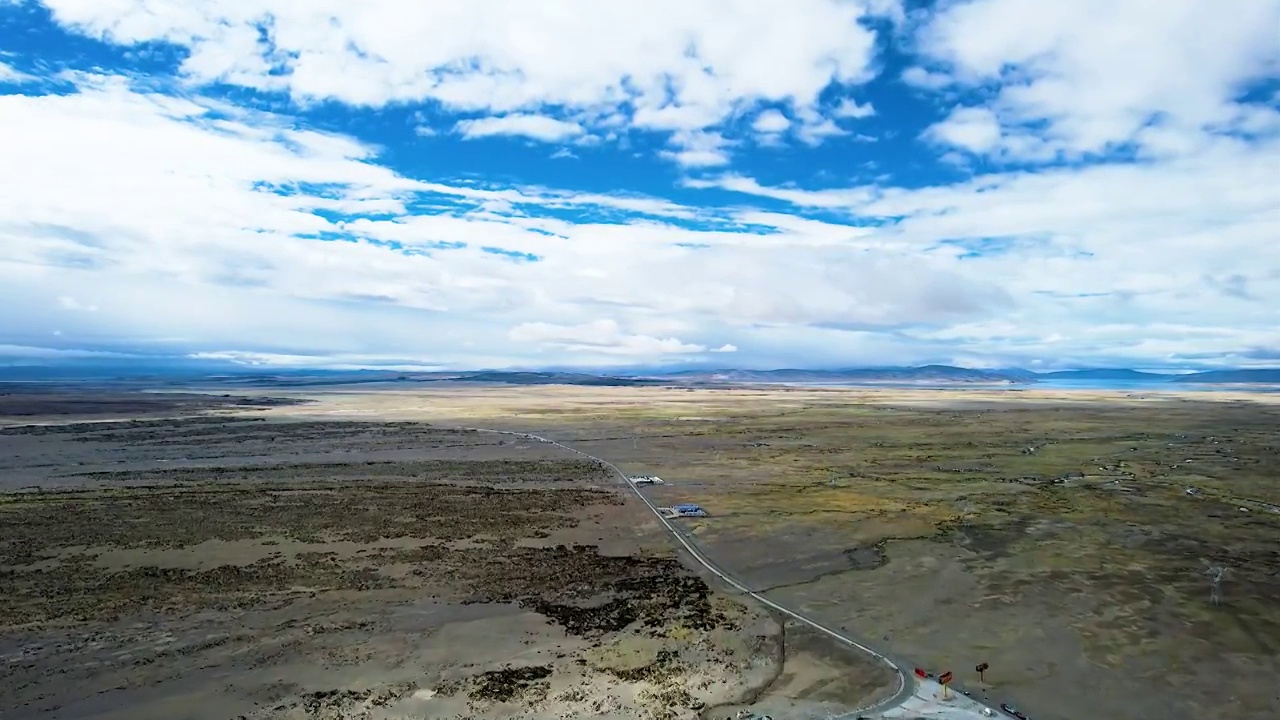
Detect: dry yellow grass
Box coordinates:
(240, 384, 1280, 719)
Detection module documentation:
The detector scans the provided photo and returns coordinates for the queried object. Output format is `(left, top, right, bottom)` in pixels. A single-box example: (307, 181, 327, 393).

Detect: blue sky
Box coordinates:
(2, 0, 1279, 372)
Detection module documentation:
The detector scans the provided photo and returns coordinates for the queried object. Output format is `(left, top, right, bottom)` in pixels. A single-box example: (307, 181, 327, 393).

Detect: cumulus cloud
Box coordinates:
(660, 130, 733, 167)
(4, 0, 1279, 371)
(698, 129, 1280, 366)
(832, 98, 875, 119)
(455, 114, 586, 142)
(36, 0, 898, 162)
(508, 320, 709, 356)
(924, 106, 1003, 154)
(900, 66, 951, 90)
(914, 0, 1280, 160)
(1, 74, 1012, 368)
(752, 110, 791, 134)
(795, 119, 851, 146)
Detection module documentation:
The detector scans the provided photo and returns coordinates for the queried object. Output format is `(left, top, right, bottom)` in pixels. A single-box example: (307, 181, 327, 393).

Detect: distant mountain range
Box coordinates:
(441, 371, 660, 386)
(656, 365, 1022, 384)
(4, 363, 1280, 386)
(436, 366, 1280, 386)
(1167, 369, 1280, 384)
(1037, 368, 1166, 380)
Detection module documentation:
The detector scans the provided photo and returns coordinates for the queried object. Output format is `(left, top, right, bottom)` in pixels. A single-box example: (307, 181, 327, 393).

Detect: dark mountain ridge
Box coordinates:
(1169, 369, 1280, 384)
(656, 365, 1025, 384)
(1037, 369, 1167, 380)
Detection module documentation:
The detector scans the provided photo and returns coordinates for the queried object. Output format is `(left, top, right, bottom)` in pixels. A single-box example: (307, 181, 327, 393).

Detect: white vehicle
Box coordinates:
(629, 475, 664, 485)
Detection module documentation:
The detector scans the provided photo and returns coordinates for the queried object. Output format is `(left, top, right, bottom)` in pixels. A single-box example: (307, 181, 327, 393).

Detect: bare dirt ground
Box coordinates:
(0, 387, 895, 720)
(252, 383, 1280, 720)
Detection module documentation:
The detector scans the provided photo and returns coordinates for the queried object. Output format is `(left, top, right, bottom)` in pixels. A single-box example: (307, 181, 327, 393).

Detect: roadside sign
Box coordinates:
(939, 671, 954, 685)
(976, 662, 989, 682)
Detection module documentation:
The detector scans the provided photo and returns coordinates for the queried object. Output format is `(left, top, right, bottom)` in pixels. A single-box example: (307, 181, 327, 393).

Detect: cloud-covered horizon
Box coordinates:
(2, 0, 1279, 371)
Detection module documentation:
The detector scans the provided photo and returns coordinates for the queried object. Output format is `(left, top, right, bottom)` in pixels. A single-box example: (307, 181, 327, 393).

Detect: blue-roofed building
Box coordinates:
(671, 503, 707, 517)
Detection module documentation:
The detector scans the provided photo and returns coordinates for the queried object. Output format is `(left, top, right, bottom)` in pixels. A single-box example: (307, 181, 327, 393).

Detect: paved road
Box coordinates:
(466, 426, 934, 716)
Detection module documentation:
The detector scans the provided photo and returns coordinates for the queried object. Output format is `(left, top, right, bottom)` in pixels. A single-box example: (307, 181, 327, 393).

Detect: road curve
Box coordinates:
(466, 426, 916, 716)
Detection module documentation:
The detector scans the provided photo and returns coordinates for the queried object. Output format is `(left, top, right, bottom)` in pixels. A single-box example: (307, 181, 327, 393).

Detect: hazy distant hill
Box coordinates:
(8, 362, 1280, 387)
(1038, 369, 1170, 381)
(445, 371, 662, 386)
(1170, 369, 1280, 384)
(659, 365, 1027, 384)
(993, 368, 1040, 381)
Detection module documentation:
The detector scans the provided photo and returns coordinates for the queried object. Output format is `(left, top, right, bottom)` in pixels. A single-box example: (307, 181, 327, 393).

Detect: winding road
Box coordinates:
(467, 426, 1001, 719)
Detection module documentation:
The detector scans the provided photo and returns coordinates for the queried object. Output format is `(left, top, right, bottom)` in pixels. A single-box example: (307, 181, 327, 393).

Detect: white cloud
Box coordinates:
(752, 109, 791, 133)
(5, 1, 1280, 371)
(188, 350, 446, 371)
(899, 66, 951, 90)
(28, 72, 1280, 367)
(683, 174, 875, 208)
(508, 320, 708, 356)
(58, 296, 98, 312)
(914, 0, 1280, 160)
(454, 114, 586, 142)
(2, 75, 1017, 368)
(0, 343, 139, 360)
(38, 0, 898, 161)
(0, 59, 33, 83)
(661, 148, 731, 167)
(832, 98, 875, 119)
(796, 118, 850, 146)
(698, 132, 1280, 363)
(660, 130, 733, 167)
(923, 106, 1003, 154)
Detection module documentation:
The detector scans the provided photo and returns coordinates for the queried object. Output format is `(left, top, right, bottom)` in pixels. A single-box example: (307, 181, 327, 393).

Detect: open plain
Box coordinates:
(5, 381, 1280, 719)
(227, 381, 1280, 720)
(0, 385, 901, 720)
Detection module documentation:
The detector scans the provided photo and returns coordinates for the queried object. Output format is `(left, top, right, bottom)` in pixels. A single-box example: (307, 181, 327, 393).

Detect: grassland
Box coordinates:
(636, 396, 1280, 720)
(298, 384, 1280, 720)
(1, 410, 807, 720)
